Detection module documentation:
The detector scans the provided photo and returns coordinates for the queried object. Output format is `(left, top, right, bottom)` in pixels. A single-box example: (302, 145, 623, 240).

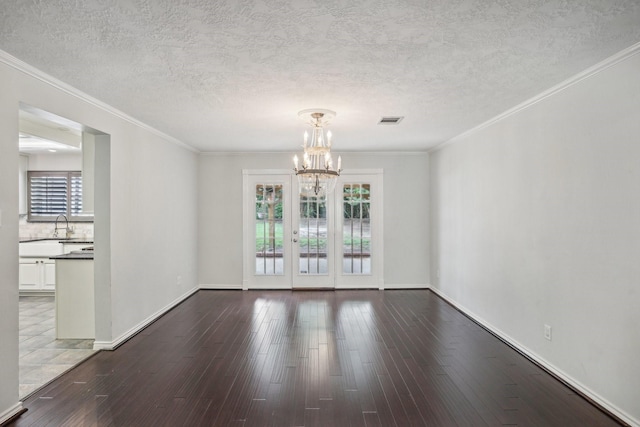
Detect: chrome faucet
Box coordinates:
(53, 214, 72, 238)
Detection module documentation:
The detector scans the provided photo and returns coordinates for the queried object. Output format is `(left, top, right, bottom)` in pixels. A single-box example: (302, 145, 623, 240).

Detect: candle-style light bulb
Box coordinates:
(293, 155, 299, 170)
(324, 152, 330, 168)
(303, 152, 310, 168)
(337, 155, 342, 171)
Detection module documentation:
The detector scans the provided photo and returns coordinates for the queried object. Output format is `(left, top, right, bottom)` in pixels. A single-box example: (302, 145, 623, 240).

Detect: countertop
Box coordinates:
(20, 237, 94, 244)
(50, 250, 94, 260)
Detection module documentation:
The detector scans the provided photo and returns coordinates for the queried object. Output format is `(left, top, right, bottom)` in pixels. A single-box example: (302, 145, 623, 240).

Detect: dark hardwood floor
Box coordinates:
(9, 290, 621, 426)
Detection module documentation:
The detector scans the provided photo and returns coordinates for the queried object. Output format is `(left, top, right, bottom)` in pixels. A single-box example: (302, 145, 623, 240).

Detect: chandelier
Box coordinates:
(293, 109, 342, 197)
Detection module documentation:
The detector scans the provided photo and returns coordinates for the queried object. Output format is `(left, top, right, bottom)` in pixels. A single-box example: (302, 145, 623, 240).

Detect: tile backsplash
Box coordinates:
(19, 215, 94, 240)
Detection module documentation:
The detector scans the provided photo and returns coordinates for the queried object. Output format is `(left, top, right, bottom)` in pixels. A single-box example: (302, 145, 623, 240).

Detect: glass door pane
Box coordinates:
(335, 173, 382, 289)
(342, 184, 371, 275)
(255, 183, 284, 275)
(298, 195, 328, 275)
(293, 183, 334, 289)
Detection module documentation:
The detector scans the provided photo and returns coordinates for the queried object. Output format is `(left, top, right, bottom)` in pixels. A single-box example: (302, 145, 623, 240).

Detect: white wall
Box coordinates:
(198, 152, 429, 288)
(0, 56, 199, 422)
(0, 64, 21, 422)
(108, 126, 199, 344)
(429, 50, 640, 424)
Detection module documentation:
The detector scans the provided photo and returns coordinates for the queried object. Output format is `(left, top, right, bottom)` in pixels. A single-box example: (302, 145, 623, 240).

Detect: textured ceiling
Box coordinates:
(1, 0, 640, 152)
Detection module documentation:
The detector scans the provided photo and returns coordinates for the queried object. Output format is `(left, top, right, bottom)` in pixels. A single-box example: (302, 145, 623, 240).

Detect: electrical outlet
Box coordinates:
(544, 324, 552, 341)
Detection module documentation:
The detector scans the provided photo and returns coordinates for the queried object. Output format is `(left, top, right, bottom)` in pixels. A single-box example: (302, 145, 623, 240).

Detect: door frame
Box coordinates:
(242, 169, 383, 290)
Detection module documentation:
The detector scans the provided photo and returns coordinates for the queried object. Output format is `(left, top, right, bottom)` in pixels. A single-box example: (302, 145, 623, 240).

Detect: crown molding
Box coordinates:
(200, 150, 429, 156)
(429, 41, 640, 153)
(0, 49, 199, 153)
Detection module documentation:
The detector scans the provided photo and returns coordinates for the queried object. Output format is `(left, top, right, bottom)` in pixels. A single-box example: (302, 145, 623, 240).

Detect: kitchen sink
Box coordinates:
(19, 241, 64, 257)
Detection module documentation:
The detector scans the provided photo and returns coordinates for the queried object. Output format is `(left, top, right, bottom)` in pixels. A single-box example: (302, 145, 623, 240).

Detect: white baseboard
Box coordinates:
(429, 287, 638, 427)
(19, 290, 55, 297)
(198, 284, 431, 291)
(199, 283, 242, 290)
(381, 283, 430, 289)
(0, 402, 24, 424)
(93, 287, 199, 351)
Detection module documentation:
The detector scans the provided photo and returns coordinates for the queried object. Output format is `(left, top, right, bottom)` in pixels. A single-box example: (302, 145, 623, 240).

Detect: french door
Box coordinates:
(243, 171, 292, 289)
(243, 169, 382, 289)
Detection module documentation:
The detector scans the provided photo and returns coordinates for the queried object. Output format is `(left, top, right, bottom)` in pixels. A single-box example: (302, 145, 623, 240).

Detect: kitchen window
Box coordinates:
(27, 171, 92, 222)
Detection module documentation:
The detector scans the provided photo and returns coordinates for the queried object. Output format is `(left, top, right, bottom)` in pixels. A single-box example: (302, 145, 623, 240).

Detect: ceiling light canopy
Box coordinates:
(293, 109, 342, 198)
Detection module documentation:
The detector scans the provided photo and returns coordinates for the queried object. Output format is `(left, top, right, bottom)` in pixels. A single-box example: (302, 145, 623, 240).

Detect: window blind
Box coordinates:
(27, 171, 91, 221)
(70, 172, 83, 216)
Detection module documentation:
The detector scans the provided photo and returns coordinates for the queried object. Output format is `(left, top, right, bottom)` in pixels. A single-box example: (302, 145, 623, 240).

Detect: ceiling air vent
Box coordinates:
(378, 116, 404, 125)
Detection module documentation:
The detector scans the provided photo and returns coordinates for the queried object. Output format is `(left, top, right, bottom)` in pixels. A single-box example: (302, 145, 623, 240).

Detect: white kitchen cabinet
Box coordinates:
(18, 259, 40, 290)
(19, 240, 63, 292)
(19, 258, 56, 291)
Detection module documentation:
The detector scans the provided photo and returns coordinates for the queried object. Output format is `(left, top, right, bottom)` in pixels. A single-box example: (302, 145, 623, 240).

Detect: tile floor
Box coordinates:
(19, 296, 95, 398)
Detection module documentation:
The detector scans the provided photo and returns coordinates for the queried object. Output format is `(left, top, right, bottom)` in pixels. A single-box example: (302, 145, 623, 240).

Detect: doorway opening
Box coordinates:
(17, 104, 108, 398)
